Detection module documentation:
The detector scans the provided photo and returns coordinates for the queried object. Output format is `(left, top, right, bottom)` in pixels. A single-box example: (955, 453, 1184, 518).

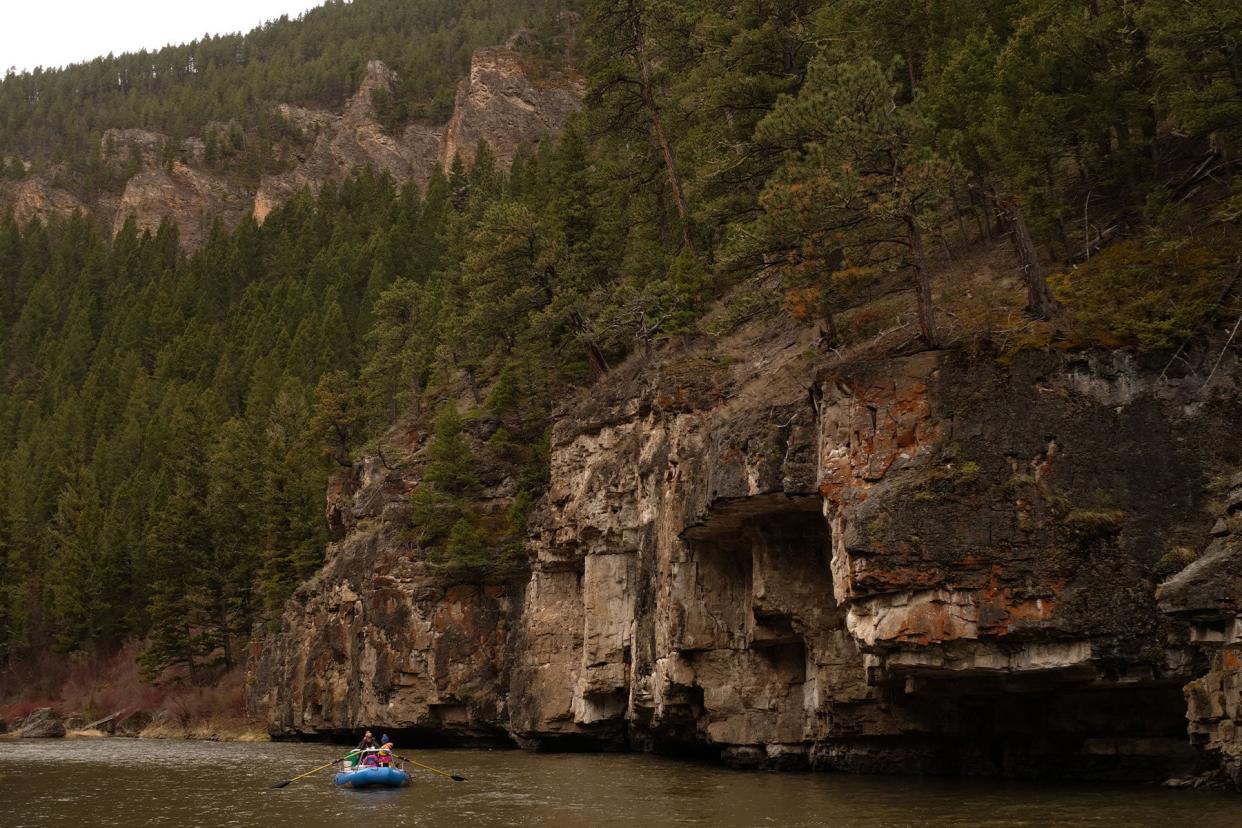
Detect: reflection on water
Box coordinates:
(1, 738, 1239, 827)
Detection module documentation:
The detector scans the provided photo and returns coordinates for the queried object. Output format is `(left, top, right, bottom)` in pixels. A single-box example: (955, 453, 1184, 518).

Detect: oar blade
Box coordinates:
(394, 753, 465, 781)
(271, 755, 344, 789)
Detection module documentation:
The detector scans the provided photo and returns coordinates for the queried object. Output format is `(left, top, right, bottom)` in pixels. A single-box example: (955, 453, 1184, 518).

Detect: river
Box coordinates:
(1, 738, 1240, 827)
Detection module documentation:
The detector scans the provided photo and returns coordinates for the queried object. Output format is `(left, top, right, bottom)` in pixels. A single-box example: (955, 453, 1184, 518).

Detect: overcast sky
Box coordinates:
(2, 1, 328, 73)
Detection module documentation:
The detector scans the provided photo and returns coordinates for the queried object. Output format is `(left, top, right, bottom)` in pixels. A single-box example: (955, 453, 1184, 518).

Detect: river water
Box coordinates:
(1, 738, 1240, 827)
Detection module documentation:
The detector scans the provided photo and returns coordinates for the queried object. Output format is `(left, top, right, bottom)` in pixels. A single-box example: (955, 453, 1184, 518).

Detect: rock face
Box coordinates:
(101, 128, 203, 167)
(0, 176, 86, 226)
(255, 49, 580, 221)
(253, 61, 446, 222)
(250, 309, 1242, 786)
(113, 162, 251, 250)
(248, 448, 521, 744)
(442, 46, 583, 171)
(1159, 472, 1242, 787)
(19, 707, 66, 738)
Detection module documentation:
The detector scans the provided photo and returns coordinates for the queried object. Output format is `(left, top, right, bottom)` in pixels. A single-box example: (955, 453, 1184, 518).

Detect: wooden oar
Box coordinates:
(271, 756, 346, 789)
(396, 754, 466, 782)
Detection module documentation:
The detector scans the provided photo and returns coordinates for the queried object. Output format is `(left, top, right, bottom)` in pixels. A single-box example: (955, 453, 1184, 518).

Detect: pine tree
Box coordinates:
(459, 201, 553, 358)
(587, 0, 697, 253)
(205, 418, 262, 668)
(738, 54, 951, 346)
(424, 406, 478, 494)
(0, 465, 24, 664)
(259, 378, 325, 613)
(46, 469, 107, 653)
(313, 370, 362, 467)
(139, 390, 216, 679)
(410, 405, 478, 554)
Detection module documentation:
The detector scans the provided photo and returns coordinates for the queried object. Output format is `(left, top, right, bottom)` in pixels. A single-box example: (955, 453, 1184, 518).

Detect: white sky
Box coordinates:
(2, 0, 330, 73)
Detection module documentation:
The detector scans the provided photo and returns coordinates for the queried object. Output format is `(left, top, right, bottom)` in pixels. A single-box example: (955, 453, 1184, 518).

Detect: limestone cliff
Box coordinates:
(256, 47, 581, 220)
(249, 306, 1242, 787)
(0, 175, 86, 227)
(1159, 472, 1242, 788)
(442, 45, 583, 171)
(112, 162, 251, 250)
(249, 438, 522, 744)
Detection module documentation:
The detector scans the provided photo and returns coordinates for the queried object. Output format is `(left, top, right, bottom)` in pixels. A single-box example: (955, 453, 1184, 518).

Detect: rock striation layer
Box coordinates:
(250, 311, 1242, 786)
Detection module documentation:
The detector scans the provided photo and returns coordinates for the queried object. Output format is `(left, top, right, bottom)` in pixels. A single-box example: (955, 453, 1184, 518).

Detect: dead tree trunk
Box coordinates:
(998, 194, 1056, 320)
(571, 310, 610, 378)
(906, 217, 939, 348)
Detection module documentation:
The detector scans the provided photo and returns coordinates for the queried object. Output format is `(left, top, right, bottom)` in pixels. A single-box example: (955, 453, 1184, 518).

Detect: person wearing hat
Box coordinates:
(376, 733, 394, 767)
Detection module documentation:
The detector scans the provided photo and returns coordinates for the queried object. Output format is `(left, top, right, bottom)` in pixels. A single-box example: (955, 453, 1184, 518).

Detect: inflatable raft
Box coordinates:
(333, 765, 411, 789)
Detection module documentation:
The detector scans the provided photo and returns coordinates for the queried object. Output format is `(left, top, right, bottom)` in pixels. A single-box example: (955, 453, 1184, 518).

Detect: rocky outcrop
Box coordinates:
(101, 128, 204, 167)
(442, 46, 583, 170)
(250, 304, 1242, 785)
(499, 339, 1233, 781)
(0, 176, 85, 226)
(253, 61, 445, 222)
(255, 48, 580, 221)
(248, 444, 521, 744)
(19, 707, 65, 738)
(1159, 472, 1242, 787)
(113, 162, 251, 250)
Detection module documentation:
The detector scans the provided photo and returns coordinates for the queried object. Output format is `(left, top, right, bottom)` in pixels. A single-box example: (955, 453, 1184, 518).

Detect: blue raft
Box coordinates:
(333, 766, 411, 789)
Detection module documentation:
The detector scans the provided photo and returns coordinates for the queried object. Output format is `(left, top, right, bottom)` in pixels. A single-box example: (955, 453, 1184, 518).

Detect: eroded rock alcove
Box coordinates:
(649, 498, 849, 766)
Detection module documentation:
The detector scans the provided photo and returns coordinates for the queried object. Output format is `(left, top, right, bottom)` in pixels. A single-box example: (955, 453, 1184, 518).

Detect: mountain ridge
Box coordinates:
(1, 34, 582, 248)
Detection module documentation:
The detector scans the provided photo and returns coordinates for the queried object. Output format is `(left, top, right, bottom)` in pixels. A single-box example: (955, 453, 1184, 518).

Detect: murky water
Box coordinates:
(1, 738, 1240, 827)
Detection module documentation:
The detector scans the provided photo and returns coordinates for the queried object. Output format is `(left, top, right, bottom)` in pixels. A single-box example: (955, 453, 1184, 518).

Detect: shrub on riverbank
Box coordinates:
(0, 644, 263, 740)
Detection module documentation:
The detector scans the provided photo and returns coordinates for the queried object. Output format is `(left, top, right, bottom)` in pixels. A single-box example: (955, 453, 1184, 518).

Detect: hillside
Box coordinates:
(0, 2, 582, 246)
(0, 0, 576, 167)
(3, 0, 1242, 788)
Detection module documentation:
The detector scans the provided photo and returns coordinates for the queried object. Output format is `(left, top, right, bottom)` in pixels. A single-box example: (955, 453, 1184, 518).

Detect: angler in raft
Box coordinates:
(337, 733, 409, 788)
(271, 732, 465, 790)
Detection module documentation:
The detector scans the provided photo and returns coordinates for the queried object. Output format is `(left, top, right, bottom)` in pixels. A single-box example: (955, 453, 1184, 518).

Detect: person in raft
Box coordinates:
(377, 743, 394, 767)
(357, 730, 378, 751)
